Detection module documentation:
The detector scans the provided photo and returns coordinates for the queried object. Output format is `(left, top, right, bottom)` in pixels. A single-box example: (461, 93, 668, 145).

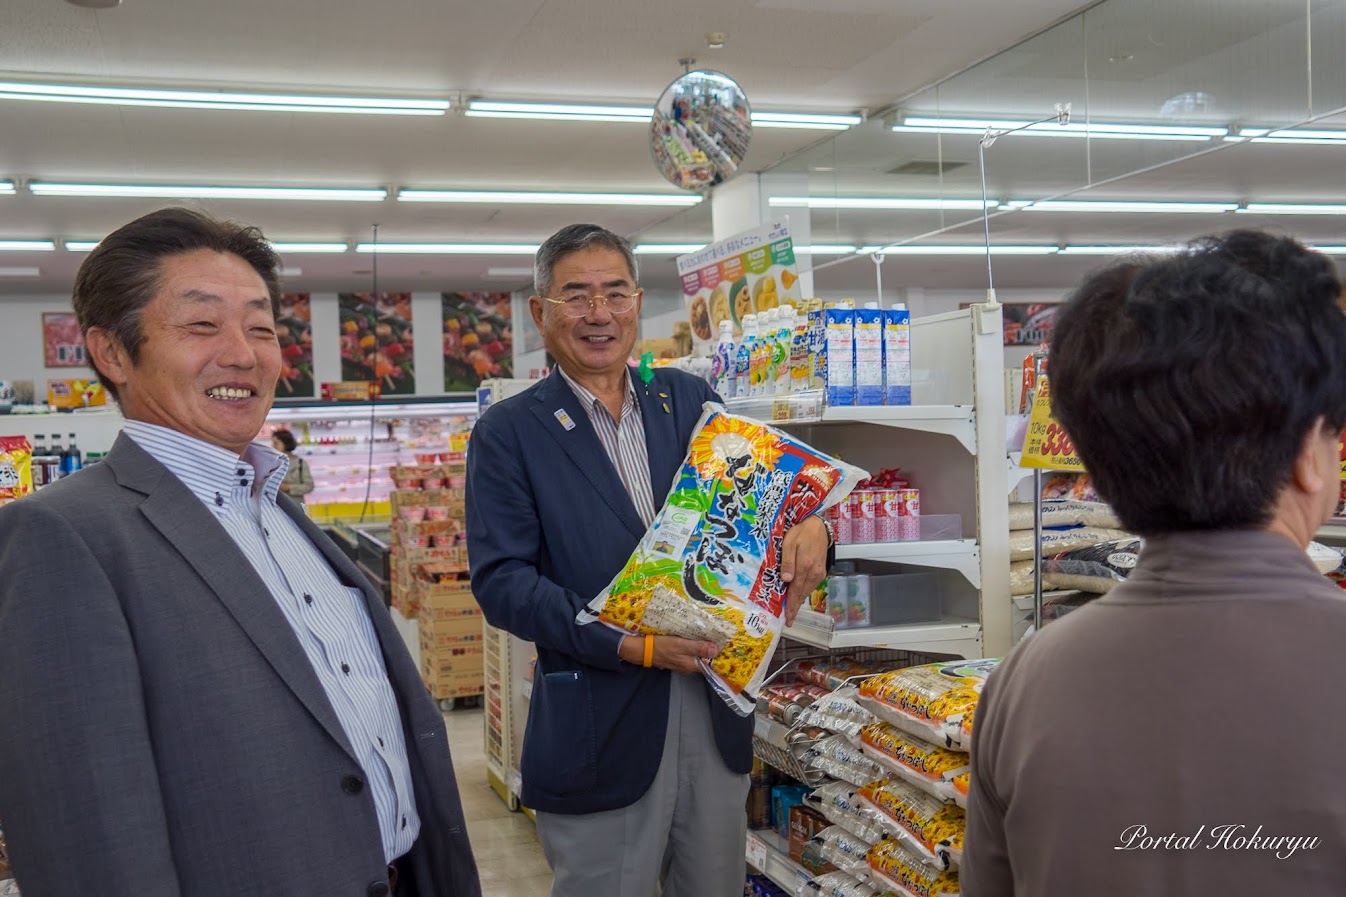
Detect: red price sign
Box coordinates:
(1020, 376, 1084, 470)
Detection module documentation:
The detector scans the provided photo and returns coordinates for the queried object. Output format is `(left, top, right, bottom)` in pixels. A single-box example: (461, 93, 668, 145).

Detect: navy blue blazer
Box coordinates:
(466, 367, 754, 814)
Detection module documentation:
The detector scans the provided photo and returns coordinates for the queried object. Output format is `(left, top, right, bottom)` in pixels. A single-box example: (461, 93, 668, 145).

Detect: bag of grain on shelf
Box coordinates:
(578, 403, 865, 715)
(1044, 539, 1142, 593)
(867, 838, 961, 897)
(1008, 527, 1133, 562)
(806, 781, 888, 846)
(857, 779, 965, 870)
(813, 825, 875, 877)
(858, 659, 999, 751)
(858, 723, 968, 804)
(1007, 499, 1120, 531)
(800, 871, 878, 897)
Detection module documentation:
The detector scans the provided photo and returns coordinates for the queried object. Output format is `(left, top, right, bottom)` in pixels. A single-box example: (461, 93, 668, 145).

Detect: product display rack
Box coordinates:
(740, 305, 1009, 887)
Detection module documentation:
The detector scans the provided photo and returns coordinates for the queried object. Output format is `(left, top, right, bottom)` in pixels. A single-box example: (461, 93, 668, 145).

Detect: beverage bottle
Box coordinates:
(31, 434, 49, 488)
(790, 306, 811, 393)
(61, 433, 83, 476)
(735, 314, 757, 399)
(750, 312, 771, 397)
(711, 320, 737, 399)
(48, 434, 64, 480)
(773, 308, 792, 395)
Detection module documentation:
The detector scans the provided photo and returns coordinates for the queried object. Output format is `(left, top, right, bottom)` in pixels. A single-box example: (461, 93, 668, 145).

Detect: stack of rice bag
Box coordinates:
(1006, 493, 1127, 596)
(786, 659, 1000, 897)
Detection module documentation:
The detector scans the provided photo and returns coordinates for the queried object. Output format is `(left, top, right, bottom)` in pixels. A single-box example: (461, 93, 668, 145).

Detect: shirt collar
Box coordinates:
(122, 419, 289, 509)
(556, 365, 639, 420)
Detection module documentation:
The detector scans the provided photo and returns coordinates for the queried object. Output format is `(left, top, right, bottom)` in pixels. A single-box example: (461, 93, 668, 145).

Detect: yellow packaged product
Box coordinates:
(859, 723, 968, 804)
(0, 437, 34, 504)
(950, 772, 970, 809)
(857, 779, 965, 869)
(579, 403, 864, 714)
(858, 659, 1000, 751)
(866, 838, 961, 897)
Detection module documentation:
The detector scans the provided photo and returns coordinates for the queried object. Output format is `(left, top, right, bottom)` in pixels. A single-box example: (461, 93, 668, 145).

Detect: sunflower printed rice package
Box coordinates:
(858, 659, 1000, 751)
(578, 402, 865, 715)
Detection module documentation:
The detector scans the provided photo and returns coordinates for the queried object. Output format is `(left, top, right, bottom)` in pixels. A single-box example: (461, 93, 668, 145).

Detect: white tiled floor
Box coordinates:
(443, 706, 553, 897)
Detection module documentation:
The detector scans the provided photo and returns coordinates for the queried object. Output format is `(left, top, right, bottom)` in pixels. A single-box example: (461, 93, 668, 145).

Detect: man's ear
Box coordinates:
(529, 296, 546, 334)
(84, 326, 132, 390)
(1292, 417, 1334, 496)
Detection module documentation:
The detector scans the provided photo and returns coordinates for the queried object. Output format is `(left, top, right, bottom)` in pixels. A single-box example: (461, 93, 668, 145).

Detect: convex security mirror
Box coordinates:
(650, 69, 752, 192)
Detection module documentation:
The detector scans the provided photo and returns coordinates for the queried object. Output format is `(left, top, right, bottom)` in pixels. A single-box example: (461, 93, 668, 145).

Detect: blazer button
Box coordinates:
(341, 774, 364, 795)
(367, 882, 390, 897)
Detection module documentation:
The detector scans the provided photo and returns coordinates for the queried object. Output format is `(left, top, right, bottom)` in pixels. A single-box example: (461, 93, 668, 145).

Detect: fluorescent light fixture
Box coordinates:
(485, 267, 535, 278)
(269, 242, 350, 253)
(0, 266, 40, 276)
(893, 115, 1226, 141)
(280, 267, 302, 277)
(633, 244, 707, 255)
(796, 245, 859, 255)
(30, 182, 386, 201)
(0, 240, 56, 251)
(64, 241, 100, 252)
(467, 99, 860, 129)
(770, 196, 990, 210)
(1056, 245, 1179, 255)
(751, 112, 861, 130)
(1017, 200, 1238, 214)
(1239, 204, 1346, 216)
(397, 189, 700, 207)
(0, 181, 14, 195)
(355, 243, 540, 254)
(0, 81, 448, 115)
(467, 100, 652, 123)
(1311, 246, 1346, 255)
(859, 244, 1056, 256)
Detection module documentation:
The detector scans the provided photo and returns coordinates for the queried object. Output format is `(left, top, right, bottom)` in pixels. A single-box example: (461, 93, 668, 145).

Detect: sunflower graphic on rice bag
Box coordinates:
(578, 403, 865, 715)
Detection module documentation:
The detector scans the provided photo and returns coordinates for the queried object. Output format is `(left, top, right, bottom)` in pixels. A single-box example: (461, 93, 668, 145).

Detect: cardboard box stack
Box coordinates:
(387, 449, 483, 700)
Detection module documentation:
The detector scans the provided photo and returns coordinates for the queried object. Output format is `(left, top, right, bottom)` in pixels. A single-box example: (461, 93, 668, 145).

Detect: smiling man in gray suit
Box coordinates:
(0, 208, 481, 897)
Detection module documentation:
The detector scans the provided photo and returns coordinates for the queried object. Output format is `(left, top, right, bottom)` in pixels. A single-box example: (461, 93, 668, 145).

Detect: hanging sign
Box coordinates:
(1020, 375, 1084, 470)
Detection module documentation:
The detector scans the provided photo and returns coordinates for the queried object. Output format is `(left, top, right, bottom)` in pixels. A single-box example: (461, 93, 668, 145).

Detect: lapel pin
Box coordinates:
(662, 402, 671, 414)
(554, 408, 576, 431)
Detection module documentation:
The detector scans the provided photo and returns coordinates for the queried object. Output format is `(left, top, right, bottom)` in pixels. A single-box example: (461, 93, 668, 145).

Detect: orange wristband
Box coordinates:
(642, 634, 655, 668)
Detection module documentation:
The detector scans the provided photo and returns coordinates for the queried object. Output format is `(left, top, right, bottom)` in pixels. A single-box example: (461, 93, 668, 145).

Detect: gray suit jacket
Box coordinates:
(0, 434, 481, 897)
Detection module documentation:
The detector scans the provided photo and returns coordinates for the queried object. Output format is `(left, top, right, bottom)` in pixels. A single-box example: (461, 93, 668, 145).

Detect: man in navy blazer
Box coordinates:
(466, 224, 832, 896)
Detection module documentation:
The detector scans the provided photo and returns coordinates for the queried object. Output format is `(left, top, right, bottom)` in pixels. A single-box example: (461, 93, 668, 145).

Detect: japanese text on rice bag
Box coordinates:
(578, 403, 865, 715)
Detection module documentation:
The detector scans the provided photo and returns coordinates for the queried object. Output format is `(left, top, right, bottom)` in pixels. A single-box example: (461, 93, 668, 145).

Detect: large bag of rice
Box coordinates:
(578, 403, 865, 715)
(857, 659, 1000, 751)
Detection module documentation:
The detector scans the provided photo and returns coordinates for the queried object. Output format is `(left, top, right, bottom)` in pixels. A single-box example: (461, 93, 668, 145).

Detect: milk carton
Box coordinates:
(824, 304, 856, 406)
(854, 301, 884, 406)
(807, 300, 827, 390)
(884, 302, 912, 405)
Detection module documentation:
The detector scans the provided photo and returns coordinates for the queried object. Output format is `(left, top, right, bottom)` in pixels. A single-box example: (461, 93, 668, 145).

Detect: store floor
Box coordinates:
(444, 706, 553, 897)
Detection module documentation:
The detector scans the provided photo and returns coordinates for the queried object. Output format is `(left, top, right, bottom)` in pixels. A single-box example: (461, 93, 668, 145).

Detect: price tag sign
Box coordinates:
(1020, 376, 1084, 470)
(745, 832, 769, 871)
(449, 433, 470, 453)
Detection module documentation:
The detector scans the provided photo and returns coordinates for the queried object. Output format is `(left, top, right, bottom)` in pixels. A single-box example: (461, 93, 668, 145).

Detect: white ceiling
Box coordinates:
(2, 0, 1344, 298)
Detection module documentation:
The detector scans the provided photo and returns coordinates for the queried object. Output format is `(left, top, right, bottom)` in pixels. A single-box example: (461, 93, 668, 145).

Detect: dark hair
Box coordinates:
(271, 428, 298, 453)
(534, 223, 638, 297)
(73, 207, 282, 402)
(1050, 229, 1346, 535)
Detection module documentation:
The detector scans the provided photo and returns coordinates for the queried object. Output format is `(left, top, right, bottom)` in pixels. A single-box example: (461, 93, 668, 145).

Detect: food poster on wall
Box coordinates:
(442, 292, 513, 391)
(678, 219, 801, 351)
(338, 292, 415, 395)
(276, 293, 315, 397)
(962, 302, 1060, 347)
(42, 313, 86, 368)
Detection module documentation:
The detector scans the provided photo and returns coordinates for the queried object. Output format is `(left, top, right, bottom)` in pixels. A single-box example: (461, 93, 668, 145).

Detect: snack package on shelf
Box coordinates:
(1040, 471, 1102, 502)
(579, 403, 865, 715)
(857, 779, 965, 870)
(799, 870, 878, 897)
(1007, 499, 1120, 531)
(1045, 539, 1142, 593)
(857, 660, 999, 752)
(866, 838, 961, 897)
(745, 873, 791, 897)
(1008, 527, 1133, 562)
(813, 825, 875, 877)
(801, 734, 886, 786)
(858, 723, 969, 805)
(797, 686, 879, 739)
(806, 781, 888, 846)
(0, 437, 33, 505)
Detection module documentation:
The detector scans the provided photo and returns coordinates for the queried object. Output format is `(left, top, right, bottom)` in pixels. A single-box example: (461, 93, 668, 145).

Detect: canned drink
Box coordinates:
(833, 499, 854, 545)
(852, 490, 876, 544)
(877, 490, 900, 542)
(897, 488, 921, 541)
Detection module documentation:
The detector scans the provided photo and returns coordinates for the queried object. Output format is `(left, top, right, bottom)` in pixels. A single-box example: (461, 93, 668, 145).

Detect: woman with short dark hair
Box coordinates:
(271, 428, 314, 503)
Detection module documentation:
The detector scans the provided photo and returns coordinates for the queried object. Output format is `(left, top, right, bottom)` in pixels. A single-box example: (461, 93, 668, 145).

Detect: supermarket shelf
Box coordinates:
(783, 609, 982, 657)
(486, 760, 518, 811)
(1316, 522, 1346, 541)
(723, 391, 977, 454)
(746, 828, 810, 894)
(1011, 590, 1078, 610)
(836, 539, 981, 588)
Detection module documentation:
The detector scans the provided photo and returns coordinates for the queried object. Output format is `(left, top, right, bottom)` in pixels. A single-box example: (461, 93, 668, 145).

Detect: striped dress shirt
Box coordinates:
(122, 420, 420, 863)
(557, 366, 658, 525)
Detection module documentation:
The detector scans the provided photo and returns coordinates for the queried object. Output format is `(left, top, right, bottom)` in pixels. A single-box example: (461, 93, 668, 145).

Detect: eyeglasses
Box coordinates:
(542, 288, 642, 318)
